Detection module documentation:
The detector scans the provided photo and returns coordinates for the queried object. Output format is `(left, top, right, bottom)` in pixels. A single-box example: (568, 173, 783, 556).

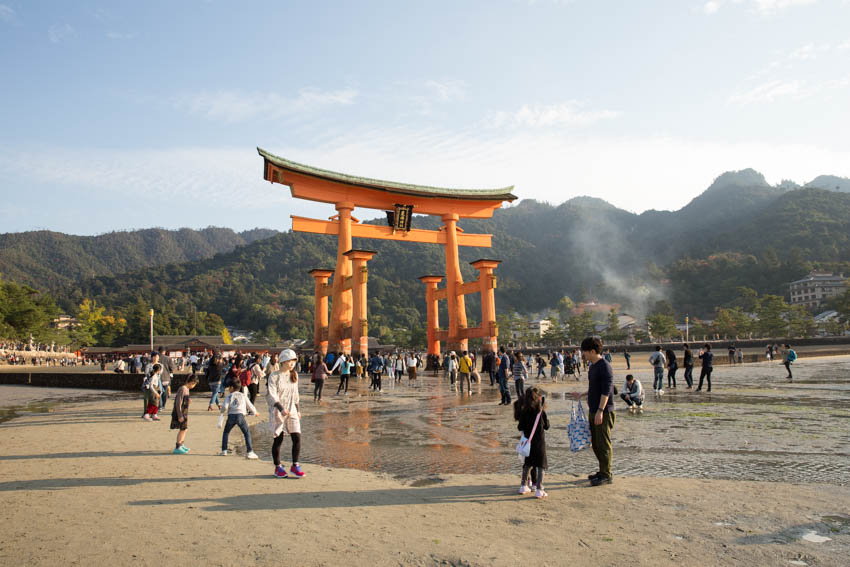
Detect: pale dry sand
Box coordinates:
(1, 395, 848, 567)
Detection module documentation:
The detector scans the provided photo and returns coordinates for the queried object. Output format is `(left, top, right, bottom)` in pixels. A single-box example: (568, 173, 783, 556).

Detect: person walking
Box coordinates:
(783, 344, 797, 380)
(697, 343, 714, 392)
(336, 354, 352, 395)
(143, 363, 163, 421)
(649, 346, 666, 394)
(267, 349, 305, 478)
(205, 351, 224, 411)
(572, 337, 615, 486)
(157, 347, 174, 412)
(512, 352, 529, 399)
(457, 350, 473, 395)
(405, 353, 418, 384)
(170, 376, 198, 454)
(536, 354, 547, 379)
(665, 348, 678, 389)
(483, 350, 496, 386)
(369, 352, 384, 392)
(623, 349, 631, 370)
(682, 344, 694, 389)
(446, 352, 458, 389)
(312, 355, 329, 401)
(497, 346, 511, 406)
(514, 388, 549, 498)
(247, 355, 264, 404)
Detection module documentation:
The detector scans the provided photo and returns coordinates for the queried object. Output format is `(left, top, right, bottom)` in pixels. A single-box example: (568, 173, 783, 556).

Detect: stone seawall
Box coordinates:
(0, 373, 214, 391)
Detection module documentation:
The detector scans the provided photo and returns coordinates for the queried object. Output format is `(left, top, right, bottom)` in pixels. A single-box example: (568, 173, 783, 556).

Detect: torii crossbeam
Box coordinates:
(258, 147, 517, 358)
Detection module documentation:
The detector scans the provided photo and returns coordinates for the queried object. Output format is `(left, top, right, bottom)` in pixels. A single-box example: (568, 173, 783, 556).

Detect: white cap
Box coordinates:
(279, 349, 297, 362)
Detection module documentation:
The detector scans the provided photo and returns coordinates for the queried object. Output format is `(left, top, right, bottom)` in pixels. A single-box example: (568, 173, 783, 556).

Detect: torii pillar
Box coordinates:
(344, 249, 376, 357)
(328, 201, 355, 354)
(442, 213, 468, 353)
(419, 275, 444, 358)
(472, 259, 501, 354)
(309, 269, 334, 355)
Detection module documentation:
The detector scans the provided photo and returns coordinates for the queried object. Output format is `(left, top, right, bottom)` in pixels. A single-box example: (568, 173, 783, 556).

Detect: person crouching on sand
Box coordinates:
(219, 380, 259, 460)
(171, 375, 197, 454)
(267, 349, 305, 478)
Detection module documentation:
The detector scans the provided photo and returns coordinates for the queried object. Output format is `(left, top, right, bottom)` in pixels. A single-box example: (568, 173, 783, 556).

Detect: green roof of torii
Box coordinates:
(258, 147, 517, 201)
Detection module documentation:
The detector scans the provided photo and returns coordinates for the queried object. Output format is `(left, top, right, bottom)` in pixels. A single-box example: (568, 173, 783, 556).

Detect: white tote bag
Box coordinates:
(568, 401, 591, 452)
(516, 411, 542, 462)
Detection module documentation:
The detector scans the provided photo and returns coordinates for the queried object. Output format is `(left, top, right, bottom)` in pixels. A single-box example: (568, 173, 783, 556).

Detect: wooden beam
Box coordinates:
(434, 288, 448, 301)
(457, 281, 482, 297)
(291, 216, 492, 248)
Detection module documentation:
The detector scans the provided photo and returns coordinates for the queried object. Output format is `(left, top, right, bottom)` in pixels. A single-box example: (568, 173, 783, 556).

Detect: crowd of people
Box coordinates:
(0, 339, 81, 366)
(122, 336, 806, 496)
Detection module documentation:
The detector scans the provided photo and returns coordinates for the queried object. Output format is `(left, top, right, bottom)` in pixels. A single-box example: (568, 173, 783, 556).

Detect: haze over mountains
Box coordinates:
(2, 169, 849, 339)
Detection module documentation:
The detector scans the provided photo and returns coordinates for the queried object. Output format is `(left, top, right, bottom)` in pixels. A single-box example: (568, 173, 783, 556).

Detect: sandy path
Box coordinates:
(1, 395, 848, 566)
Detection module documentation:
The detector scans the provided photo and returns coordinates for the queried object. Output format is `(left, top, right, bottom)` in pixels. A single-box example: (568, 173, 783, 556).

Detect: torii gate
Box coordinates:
(258, 147, 516, 358)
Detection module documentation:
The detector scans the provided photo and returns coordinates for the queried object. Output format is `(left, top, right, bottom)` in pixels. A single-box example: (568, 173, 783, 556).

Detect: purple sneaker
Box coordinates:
(290, 464, 305, 478)
(274, 465, 288, 478)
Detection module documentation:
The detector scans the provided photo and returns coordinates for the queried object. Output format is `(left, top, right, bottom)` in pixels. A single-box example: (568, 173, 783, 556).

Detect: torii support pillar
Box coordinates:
(344, 249, 376, 358)
(419, 275, 444, 358)
(442, 213, 468, 353)
(471, 259, 501, 354)
(328, 201, 355, 354)
(309, 269, 334, 356)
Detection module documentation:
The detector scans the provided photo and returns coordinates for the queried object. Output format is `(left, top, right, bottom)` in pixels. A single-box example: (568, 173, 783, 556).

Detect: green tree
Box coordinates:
(755, 295, 790, 337)
(647, 313, 677, 340)
(604, 308, 624, 341)
(712, 307, 751, 339)
(566, 310, 595, 341)
(556, 296, 575, 322)
(541, 317, 567, 346)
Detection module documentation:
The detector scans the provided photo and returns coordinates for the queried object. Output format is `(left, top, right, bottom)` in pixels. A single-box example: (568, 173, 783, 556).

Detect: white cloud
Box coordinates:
(788, 42, 830, 60)
(424, 80, 466, 102)
(700, 0, 817, 14)
(175, 88, 358, 123)
(485, 101, 620, 128)
(0, 3, 16, 24)
(838, 40, 850, 50)
(106, 31, 136, 40)
(703, 1, 721, 14)
(729, 77, 849, 104)
(48, 23, 75, 43)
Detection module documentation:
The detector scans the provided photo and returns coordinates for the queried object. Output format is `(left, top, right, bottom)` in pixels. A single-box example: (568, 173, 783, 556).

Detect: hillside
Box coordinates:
(0, 227, 278, 292)
(4, 168, 850, 342)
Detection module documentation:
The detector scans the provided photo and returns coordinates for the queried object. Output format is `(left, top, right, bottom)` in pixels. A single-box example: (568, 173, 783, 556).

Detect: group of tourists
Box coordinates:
(0, 339, 80, 366)
(647, 343, 714, 393)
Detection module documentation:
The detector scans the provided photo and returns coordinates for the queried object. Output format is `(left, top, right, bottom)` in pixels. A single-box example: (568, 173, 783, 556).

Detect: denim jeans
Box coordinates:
(653, 366, 664, 390)
(221, 414, 253, 452)
(514, 378, 524, 399)
(159, 384, 170, 410)
(498, 373, 511, 404)
(208, 382, 220, 407)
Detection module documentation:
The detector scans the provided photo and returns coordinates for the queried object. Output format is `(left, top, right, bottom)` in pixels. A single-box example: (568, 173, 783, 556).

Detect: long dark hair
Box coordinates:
(513, 387, 544, 420)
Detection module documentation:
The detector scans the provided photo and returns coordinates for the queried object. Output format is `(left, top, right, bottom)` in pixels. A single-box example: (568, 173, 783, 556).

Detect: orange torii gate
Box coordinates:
(258, 147, 516, 358)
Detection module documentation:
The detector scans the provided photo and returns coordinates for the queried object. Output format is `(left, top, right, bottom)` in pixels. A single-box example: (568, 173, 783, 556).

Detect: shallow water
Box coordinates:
(252, 358, 850, 484)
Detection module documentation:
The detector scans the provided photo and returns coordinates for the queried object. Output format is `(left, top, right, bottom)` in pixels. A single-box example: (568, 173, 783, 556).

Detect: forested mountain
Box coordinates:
(0, 227, 278, 292)
(3, 169, 850, 344)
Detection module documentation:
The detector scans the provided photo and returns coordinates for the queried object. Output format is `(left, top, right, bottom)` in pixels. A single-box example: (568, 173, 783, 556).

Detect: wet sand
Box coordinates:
(1, 358, 849, 566)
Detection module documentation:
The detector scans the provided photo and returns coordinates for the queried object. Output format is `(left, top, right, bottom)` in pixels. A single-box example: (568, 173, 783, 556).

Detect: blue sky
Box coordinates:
(1, 0, 849, 234)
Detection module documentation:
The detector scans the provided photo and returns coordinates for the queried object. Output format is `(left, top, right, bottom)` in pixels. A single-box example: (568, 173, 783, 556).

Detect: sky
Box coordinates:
(1, 0, 849, 235)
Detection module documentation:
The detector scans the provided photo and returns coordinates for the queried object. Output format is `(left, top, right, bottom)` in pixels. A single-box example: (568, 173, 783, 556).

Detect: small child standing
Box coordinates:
(513, 388, 550, 498)
(170, 376, 198, 454)
(143, 363, 163, 421)
(220, 382, 259, 459)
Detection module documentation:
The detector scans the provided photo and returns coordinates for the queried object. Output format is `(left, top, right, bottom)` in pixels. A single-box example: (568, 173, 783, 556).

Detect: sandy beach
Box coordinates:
(2, 359, 849, 566)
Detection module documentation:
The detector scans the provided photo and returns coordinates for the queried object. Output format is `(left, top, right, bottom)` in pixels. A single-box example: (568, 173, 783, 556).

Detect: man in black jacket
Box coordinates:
(573, 336, 615, 486)
(157, 346, 174, 411)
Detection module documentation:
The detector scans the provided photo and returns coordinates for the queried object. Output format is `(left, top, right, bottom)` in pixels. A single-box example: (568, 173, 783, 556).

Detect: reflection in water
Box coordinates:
(253, 361, 850, 485)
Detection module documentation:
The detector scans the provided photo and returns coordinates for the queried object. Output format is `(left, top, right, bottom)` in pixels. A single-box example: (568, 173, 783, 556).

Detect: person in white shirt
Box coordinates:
(219, 382, 258, 459)
(405, 353, 418, 382)
(266, 349, 305, 478)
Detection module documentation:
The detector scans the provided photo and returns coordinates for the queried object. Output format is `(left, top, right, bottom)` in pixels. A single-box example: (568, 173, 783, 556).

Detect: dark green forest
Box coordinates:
(4, 169, 850, 346)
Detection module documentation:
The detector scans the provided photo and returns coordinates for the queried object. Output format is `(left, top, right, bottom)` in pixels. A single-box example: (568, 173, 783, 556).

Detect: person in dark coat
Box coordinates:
(514, 387, 550, 498)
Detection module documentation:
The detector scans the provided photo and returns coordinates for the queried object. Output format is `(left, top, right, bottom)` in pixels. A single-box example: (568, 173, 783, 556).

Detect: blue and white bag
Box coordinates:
(568, 401, 591, 452)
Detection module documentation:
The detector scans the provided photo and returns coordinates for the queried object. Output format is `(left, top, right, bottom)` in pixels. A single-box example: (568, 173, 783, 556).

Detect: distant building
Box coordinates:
(789, 271, 848, 310)
(52, 315, 77, 329)
(510, 319, 552, 341)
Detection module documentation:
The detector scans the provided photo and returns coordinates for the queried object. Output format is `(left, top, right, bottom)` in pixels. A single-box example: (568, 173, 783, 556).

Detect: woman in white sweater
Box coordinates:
(267, 349, 304, 478)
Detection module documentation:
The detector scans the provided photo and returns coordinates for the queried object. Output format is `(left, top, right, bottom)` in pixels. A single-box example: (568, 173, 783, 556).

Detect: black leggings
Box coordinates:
(248, 382, 259, 404)
(272, 432, 301, 465)
(337, 374, 349, 394)
(313, 379, 324, 400)
(521, 465, 543, 488)
(784, 361, 792, 378)
(667, 367, 677, 388)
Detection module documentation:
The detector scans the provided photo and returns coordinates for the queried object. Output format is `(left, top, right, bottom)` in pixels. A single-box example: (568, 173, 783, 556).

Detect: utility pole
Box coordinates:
(685, 314, 689, 343)
(149, 309, 154, 353)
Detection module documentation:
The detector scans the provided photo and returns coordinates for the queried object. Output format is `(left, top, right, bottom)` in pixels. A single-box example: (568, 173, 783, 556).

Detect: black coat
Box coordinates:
(518, 410, 550, 469)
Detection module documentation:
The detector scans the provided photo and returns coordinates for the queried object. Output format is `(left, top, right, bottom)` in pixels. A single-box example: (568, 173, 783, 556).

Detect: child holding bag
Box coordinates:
(513, 388, 550, 498)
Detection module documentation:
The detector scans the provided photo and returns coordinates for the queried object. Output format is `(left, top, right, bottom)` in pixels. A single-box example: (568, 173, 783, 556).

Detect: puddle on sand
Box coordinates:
(0, 400, 59, 424)
(251, 359, 850, 483)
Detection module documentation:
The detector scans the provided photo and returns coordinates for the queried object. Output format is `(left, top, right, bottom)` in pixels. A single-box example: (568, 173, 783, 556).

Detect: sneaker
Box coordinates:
(274, 465, 288, 478)
(519, 484, 531, 495)
(535, 489, 548, 499)
(658, 389, 664, 395)
(638, 407, 644, 415)
(290, 464, 306, 478)
(151, 415, 161, 421)
(142, 414, 152, 421)
(172, 446, 187, 454)
(218, 450, 229, 456)
(181, 446, 190, 453)
(587, 471, 600, 480)
(246, 451, 259, 460)
(590, 475, 612, 486)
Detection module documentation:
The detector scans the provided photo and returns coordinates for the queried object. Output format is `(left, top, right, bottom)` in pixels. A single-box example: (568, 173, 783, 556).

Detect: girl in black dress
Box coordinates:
(514, 388, 550, 499)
